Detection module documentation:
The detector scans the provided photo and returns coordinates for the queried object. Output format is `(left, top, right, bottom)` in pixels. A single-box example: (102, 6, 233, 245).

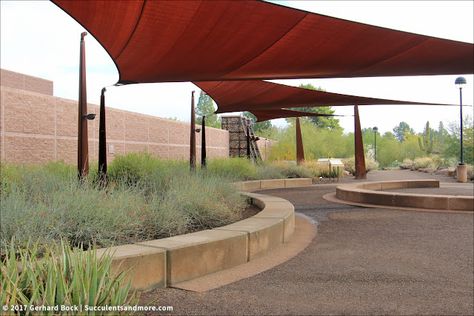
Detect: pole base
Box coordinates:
(456, 164, 468, 183)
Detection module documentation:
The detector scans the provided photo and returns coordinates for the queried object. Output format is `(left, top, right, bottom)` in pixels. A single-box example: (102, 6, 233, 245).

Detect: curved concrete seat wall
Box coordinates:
(96, 178, 312, 291)
(336, 180, 473, 212)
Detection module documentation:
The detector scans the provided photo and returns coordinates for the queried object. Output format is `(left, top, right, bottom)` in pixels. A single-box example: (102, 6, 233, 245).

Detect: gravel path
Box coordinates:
(142, 170, 474, 315)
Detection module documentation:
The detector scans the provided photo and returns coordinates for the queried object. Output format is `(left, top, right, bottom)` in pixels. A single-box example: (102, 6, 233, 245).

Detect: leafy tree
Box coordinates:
(196, 91, 220, 128)
(393, 121, 415, 142)
(286, 84, 341, 130)
(243, 112, 272, 134)
(444, 116, 474, 164)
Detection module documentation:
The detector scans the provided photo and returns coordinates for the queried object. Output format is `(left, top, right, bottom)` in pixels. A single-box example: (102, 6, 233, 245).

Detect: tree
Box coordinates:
(196, 91, 220, 128)
(393, 121, 415, 142)
(244, 112, 272, 134)
(444, 116, 474, 164)
(418, 121, 434, 154)
(286, 84, 341, 130)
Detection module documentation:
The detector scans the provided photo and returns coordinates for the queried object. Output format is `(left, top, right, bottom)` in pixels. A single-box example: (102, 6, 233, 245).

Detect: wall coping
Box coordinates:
(335, 179, 473, 212)
(97, 178, 312, 290)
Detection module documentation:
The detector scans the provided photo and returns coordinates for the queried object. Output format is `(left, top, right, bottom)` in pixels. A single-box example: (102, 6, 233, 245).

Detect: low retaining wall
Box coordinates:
(97, 178, 312, 290)
(336, 180, 473, 212)
(234, 178, 313, 192)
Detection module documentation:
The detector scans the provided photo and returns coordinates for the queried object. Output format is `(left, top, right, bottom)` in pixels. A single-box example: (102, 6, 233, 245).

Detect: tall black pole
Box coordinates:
(373, 126, 378, 163)
(201, 116, 207, 169)
(77, 32, 89, 179)
(246, 123, 251, 160)
(190, 91, 196, 171)
(459, 86, 464, 165)
(98, 87, 107, 184)
(374, 132, 377, 162)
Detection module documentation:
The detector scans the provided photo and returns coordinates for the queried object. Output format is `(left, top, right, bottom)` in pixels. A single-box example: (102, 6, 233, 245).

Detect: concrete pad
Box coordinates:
(284, 178, 312, 188)
(138, 230, 248, 286)
(216, 217, 285, 260)
(96, 244, 166, 290)
(260, 179, 286, 190)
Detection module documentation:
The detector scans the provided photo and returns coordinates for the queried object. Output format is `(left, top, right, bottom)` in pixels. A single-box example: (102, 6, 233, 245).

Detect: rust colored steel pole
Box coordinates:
(77, 32, 89, 179)
(190, 91, 196, 171)
(98, 87, 107, 184)
(354, 105, 367, 179)
(295, 117, 304, 165)
(201, 115, 207, 169)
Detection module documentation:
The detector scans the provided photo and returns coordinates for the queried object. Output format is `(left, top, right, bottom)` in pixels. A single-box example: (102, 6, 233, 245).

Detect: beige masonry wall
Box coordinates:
(0, 70, 229, 165)
(1, 69, 53, 96)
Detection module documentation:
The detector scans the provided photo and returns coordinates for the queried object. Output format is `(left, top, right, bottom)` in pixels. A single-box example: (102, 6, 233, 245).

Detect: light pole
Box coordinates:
(373, 126, 378, 163)
(455, 76, 467, 182)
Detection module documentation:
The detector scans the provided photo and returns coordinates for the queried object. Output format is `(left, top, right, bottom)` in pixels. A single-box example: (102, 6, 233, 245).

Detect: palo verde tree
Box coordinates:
(286, 83, 341, 130)
(243, 112, 272, 134)
(196, 90, 220, 128)
(393, 121, 415, 142)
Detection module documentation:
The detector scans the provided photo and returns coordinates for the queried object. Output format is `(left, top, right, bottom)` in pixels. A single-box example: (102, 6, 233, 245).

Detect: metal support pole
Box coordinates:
(459, 87, 464, 165)
(190, 91, 196, 171)
(295, 117, 304, 165)
(354, 105, 367, 179)
(246, 123, 251, 160)
(201, 115, 207, 169)
(374, 131, 377, 162)
(98, 87, 107, 184)
(77, 32, 89, 179)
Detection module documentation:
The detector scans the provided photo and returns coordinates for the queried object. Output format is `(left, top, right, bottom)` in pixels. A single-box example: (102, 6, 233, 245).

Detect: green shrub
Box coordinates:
(1, 240, 136, 310)
(206, 158, 258, 180)
(254, 164, 285, 180)
(271, 161, 313, 178)
(158, 175, 245, 232)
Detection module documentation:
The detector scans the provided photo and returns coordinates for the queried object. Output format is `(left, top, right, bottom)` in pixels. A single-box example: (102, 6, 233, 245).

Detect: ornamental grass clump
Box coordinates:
(0, 156, 247, 253)
(271, 161, 313, 178)
(0, 240, 136, 313)
(206, 158, 258, 180)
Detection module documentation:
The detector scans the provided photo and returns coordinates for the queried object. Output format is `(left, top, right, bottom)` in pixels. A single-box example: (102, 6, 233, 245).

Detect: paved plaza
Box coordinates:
(143, 170, 473, 315)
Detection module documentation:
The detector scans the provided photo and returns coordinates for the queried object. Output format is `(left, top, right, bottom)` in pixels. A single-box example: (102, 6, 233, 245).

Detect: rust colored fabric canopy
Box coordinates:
(251, 109, 343, 122)
(53, 0, 473, 84)
(194, 80, 451, 114)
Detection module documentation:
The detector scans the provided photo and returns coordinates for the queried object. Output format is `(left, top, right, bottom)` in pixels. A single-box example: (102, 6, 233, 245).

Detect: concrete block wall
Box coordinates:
(0, 69, 229, 165)
(1, 69, 53, 96)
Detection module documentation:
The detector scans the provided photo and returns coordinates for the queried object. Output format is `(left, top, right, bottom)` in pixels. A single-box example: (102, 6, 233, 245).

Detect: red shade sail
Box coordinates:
(52, 0, 473, 84)
(194, 80, 452, 113)
(251, 109, 343, 122)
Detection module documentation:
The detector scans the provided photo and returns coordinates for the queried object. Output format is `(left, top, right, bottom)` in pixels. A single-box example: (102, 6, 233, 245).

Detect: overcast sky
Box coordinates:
(1, 0, 473, 134)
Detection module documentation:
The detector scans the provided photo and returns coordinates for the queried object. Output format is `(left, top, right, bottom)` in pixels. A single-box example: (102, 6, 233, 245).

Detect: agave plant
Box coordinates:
(1, 240, 137, 315)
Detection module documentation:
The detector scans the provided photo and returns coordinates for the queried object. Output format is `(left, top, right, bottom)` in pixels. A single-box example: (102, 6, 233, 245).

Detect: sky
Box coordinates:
(1, 0, 473, 134)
